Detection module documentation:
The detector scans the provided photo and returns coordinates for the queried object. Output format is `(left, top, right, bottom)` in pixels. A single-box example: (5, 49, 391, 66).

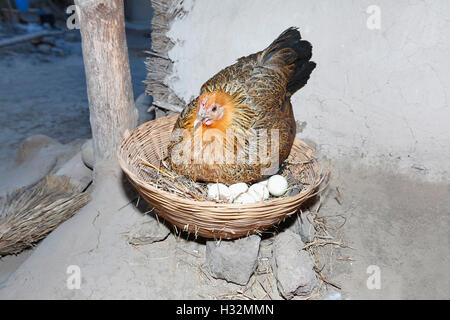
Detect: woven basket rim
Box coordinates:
(118, 116, 325, 209)
(117, 115, 328, 239)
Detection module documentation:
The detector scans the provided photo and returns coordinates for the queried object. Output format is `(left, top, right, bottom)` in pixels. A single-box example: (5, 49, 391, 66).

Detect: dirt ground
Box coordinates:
(0, 27, 148, 166)
(0, 25, 448, 300)
(315, 161, 449, 299)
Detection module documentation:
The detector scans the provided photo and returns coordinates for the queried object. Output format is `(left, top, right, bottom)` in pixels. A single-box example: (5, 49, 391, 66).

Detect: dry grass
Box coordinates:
(137, 157, 316, 203)
(0, 175, 91, 256)
(139, 159, 207, 201)
(301, 190, 354, 296)
(144, 0, 186, 107)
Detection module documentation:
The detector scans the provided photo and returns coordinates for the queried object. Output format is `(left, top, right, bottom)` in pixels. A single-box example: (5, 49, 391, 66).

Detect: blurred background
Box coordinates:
(0, 0, 153, 166)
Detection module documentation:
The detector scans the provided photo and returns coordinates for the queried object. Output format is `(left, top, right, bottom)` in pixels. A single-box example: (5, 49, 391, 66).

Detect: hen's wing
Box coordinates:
(200, 53, 286, 111)
(200, 28, 315, 130)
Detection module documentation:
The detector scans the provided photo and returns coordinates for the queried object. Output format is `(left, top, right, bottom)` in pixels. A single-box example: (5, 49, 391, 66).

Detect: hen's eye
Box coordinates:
(211, 106, 217, 112)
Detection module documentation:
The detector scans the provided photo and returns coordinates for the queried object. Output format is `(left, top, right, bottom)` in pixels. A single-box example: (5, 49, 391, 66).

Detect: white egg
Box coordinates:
(248, 183, 270, 201)
(228, 182, 248, 201)
(207, 183, 231, 201)
(258, 180, 269, 186)
(233, 192, 257, 204)
(267, 175, 288, 196)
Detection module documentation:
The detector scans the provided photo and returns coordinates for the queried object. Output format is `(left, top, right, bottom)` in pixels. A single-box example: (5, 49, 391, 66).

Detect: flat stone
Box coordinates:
(81, 139, 94, 169)
(127, 219, 171, 245)
(15, 134, 60, 164)
(287, 211, 316, 244)
(272, 230, 318, 299)
(206, 235, 261, 285)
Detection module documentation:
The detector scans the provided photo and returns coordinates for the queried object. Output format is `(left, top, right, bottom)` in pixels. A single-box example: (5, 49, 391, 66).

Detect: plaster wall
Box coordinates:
(165, 0, 450, 181)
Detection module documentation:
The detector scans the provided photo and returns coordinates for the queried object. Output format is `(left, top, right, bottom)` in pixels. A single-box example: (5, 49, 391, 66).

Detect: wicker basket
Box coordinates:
(118, 115, 325, 239)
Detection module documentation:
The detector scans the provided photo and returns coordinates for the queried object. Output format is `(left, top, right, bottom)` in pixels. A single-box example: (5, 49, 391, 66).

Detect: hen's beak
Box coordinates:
(194, 113, 206, 130)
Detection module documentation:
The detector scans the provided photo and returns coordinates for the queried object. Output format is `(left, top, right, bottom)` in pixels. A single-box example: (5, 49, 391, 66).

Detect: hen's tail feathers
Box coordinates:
(262, 27, 316, 95)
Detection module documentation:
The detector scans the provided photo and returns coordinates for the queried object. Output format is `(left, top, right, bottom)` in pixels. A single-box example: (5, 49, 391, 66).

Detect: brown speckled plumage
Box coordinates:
(167, 27, 316, 184)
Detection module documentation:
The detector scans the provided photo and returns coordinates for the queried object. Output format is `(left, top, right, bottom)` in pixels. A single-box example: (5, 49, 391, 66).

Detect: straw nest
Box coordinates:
(0, 175, 91, 256)
(118, 115, 327, 239)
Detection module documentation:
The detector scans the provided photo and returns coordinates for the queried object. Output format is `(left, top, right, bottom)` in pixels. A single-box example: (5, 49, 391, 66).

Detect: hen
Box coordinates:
(166, 27, 316, 184)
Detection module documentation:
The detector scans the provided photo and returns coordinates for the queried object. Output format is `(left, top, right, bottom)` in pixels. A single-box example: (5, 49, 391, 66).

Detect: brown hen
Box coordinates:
(166, 27, 316, 184)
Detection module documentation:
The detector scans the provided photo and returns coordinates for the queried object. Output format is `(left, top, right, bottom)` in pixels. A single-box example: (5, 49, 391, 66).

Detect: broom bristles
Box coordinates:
(0, 175, 91, 256)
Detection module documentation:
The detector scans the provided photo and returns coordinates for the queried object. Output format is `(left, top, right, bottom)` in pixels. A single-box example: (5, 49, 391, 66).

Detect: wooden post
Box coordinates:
(75, 0, 137, 164)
